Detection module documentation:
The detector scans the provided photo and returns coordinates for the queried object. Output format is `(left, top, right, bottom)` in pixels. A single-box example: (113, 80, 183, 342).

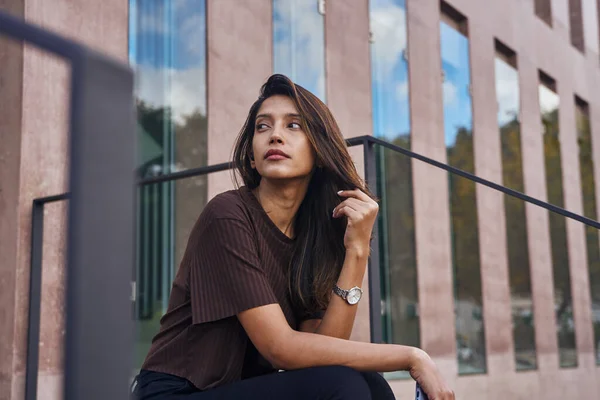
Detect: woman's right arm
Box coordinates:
(238, 303, 454, 400)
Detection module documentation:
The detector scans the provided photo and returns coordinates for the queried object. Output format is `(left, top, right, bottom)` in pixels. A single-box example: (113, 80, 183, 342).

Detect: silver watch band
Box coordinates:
(332, 284, 348, 300)
(332, 284, 363, 305)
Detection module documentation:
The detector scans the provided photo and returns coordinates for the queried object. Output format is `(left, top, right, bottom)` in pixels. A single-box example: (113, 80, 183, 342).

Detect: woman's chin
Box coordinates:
(259, 171, 311, 183)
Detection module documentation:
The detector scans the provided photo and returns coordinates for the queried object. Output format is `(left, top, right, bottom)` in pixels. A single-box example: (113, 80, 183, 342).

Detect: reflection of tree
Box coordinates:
(447, 127, 482, 304)
(542, 108, 577, 367)
(577, 107, 600, 362)
(500, 116, 536, 369)
(446, 126, 486, 373)
(378, 133, 419, 348)
(134, 101, 207, 367)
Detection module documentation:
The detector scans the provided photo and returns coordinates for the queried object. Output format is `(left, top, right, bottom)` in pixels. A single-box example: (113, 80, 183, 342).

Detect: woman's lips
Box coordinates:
(265, 154, 288, 161)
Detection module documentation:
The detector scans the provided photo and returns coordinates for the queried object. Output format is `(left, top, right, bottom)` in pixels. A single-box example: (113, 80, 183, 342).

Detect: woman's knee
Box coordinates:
(360, 371, 395, 400)
(310, 366, 371, 400)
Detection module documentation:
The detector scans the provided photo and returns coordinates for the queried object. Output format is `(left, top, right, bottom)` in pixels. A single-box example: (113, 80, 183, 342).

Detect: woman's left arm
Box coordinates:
(299, 189, 377, 339)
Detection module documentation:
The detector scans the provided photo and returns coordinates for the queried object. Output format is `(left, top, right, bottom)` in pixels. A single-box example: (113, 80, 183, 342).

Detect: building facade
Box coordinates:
(1, 0, 600, 399)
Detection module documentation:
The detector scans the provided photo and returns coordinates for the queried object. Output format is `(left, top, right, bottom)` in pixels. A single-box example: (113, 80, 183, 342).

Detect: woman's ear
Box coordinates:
(249, 152, 256, 168)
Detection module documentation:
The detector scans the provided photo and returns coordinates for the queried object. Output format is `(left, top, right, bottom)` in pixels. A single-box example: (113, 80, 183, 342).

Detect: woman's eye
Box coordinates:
(289, 122, 301, 129)
(256, 123, 268, 130)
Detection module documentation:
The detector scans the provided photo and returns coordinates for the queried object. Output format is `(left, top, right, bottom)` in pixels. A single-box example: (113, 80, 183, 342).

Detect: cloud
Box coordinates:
(370, 1, 407, 79)
(180, 14, 206, 57)
(133, 1, 206, 63)
(443, 80, 459, 108)
(495, 58, 520, 125)
(137, 7, 169, 35)
(539, 84, 559, 114)
(395, 81, 409, 101)
(136, 65, 206, 124)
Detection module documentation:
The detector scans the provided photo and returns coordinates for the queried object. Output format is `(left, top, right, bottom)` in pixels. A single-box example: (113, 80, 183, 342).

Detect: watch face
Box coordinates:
(347, 288, 362, 305)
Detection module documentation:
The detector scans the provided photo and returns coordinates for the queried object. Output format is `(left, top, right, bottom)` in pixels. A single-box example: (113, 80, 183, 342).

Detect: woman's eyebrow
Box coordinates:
(256, 113, 301, 120)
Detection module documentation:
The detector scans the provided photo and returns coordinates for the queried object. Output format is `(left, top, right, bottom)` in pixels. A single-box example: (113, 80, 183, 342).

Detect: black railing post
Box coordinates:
(25, 200, 44, 400)
(363, 137, 383, 344)
(64, 50, 135, 400)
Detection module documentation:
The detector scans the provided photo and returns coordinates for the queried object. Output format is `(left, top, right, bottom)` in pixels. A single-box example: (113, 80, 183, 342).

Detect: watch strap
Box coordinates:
(332, 284, 347, 300)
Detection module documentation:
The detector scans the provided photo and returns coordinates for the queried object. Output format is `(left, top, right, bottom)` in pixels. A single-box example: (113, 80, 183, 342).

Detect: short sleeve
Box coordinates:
(189, 217, 278, 324)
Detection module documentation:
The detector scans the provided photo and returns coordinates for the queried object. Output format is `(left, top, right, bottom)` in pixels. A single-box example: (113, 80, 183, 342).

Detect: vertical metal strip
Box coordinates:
(363, 138, 383, 344)
(25, 200, 45, 400)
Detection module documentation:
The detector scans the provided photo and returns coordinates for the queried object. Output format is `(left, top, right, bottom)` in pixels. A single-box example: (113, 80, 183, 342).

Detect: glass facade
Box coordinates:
(370, 0, 418, 380)
(441, 17, 486, 374)
(129, 0, 208, 368)
(539, 76, 577, 368)
(273, 0, 326, 101)
(495, 49, 537, 370)
(576, 97, 600, 365)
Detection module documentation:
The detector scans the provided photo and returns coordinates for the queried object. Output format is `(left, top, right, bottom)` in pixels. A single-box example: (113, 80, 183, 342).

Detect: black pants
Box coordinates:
(133, 367, 396, 399)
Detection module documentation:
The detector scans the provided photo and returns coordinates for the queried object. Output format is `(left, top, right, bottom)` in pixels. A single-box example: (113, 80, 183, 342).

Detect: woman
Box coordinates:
(133, 74, 454, 400)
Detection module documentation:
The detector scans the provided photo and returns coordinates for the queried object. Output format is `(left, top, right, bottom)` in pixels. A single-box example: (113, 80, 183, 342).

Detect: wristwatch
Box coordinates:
(333, 284, 363, 305)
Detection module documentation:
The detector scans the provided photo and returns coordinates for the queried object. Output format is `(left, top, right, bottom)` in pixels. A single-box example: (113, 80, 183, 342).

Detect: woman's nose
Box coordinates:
(269, 127, 284, 144)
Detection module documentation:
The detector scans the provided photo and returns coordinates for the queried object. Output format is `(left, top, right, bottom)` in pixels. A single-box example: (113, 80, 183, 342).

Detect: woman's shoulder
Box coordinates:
(200, 187, 252, 224)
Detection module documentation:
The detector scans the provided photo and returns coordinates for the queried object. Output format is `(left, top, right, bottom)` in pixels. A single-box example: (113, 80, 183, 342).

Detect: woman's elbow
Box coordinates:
(266, 331, 299, 370)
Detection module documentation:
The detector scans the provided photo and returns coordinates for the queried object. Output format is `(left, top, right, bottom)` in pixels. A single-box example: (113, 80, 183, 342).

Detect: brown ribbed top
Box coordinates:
(141, 186, 322, 390)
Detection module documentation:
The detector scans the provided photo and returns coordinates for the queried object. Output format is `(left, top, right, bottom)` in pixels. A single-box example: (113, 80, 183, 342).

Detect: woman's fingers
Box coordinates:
(333, 205, 361, 221)
(335, 189, 378, 217)
(332, 198, 368, 218)
(338, 188, 378, 206)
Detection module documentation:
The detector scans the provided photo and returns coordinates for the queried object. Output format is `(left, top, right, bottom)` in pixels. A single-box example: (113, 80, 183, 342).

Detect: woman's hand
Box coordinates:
(332, 189, 379, 256)
(409, 348, 455, 400)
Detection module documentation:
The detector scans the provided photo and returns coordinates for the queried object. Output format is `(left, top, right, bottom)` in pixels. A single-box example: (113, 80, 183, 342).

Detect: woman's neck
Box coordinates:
(253, 180, 309, 239)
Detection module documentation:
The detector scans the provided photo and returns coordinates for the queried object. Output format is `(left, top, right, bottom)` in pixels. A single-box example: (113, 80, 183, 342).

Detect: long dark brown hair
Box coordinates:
(232, 74, 375, 315)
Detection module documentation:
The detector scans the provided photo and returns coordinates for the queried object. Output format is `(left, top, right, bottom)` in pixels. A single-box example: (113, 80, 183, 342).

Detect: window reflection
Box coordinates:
(273, 0, 326, 101)
(575, 98, 600, 365)
(495, 52, 537, 370)
(370, 0, 410, 141)
(539, 76, 577, 368)
(370, 1, 417, 381)
(441, 17, 486, 374)
(129, 0, 208, 369)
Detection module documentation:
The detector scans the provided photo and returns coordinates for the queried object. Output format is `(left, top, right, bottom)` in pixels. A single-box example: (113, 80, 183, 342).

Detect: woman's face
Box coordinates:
(251, 95, 316, 182)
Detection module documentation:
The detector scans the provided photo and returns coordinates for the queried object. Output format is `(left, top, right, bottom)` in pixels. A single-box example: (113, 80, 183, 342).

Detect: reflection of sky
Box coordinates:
(129, 0, 207, 122)
(495, 58, 519, 126)
(370, 0, 410, 140)
(273, 0, 326, 101)
(441, 22, 472, 147)
(539, 84, 560, 114)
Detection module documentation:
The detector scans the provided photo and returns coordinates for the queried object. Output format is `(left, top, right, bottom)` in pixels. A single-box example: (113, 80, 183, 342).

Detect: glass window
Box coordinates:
(495, 43, 537, 371)
(539, 73, 577, 368)
(569, 0, 585, 52)
(441, 6, 486, 375)
(370, 0, 417, 380)
(575, 97, 600, 365)
(370, 0, 410, 141)
(534, 0, 552, 26)
(273, 0, 326, 101)
(129, 0, 208, 369)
